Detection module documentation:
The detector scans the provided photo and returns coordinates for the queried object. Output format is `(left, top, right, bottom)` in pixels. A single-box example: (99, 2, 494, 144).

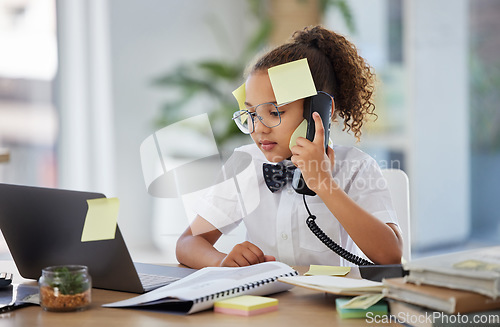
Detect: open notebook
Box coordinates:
(104, 261, 298, 314)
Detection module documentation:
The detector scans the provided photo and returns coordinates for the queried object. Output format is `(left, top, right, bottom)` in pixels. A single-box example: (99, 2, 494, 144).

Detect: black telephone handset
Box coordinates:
(291, 91, 375, 267)
(291, 91, 332, 196)
(289, 92, 406, 278)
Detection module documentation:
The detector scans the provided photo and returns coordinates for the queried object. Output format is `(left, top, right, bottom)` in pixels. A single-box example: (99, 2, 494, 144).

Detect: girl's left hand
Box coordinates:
(290, 112, 335, 193)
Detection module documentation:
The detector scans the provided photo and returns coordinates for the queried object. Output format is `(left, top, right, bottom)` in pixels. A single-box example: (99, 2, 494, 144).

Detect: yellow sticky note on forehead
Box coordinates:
(232, 83, 246, 110)
(267, 58, 317, 105)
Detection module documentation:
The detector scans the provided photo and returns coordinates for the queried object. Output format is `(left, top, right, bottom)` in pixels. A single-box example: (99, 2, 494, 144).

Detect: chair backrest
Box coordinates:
(381, 169, 411, 262)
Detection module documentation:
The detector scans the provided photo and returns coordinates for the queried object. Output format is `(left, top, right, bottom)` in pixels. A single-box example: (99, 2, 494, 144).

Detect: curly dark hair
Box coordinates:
(250, 25, 376, 141)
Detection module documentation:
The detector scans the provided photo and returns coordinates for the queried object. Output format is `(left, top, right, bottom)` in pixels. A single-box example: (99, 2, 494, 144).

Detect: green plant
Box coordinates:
(153, 0, 354, 148)
(319, 0, 355, 33)
(48, 267, 89, 295)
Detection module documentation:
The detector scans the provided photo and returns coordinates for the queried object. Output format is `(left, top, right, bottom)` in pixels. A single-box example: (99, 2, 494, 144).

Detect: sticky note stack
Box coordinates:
(214, 295, 278, 316)
(335, 297, 388, 319)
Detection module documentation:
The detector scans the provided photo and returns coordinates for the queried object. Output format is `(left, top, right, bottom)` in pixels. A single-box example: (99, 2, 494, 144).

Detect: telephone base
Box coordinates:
(358, 264, 408, 282)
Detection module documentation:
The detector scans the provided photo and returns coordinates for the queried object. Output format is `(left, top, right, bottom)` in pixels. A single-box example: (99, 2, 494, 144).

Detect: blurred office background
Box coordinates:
(0, 0, 498, 263)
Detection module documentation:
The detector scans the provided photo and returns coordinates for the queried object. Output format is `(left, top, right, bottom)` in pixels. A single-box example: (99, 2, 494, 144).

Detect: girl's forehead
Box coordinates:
(245, 72, 276, 105)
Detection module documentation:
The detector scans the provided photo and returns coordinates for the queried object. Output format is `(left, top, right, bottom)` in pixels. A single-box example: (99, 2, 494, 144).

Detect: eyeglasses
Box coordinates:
(232, 102, 291, 134)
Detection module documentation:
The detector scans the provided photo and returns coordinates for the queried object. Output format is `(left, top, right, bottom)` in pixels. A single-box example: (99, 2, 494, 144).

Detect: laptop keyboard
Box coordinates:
(139, 273, 180, 290)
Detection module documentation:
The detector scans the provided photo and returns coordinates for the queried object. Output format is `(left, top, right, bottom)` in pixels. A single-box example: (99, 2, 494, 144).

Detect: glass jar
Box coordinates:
(39, 265, 92, 312)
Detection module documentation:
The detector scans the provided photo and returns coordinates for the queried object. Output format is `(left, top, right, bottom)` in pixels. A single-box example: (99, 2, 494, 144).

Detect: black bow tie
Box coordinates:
(263, 161, 296, 193)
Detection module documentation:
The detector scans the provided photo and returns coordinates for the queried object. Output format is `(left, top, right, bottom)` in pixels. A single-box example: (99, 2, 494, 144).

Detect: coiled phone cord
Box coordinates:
(303, 194, 374, 266)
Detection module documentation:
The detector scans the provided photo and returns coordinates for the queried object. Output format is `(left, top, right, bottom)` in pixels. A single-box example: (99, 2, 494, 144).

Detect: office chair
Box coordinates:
(381, 169, 411, 262)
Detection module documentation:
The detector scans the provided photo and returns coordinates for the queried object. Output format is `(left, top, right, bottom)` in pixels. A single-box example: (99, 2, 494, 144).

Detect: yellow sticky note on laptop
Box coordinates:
(81, 198, 119, 242)
(232, 83, 246, 110)
(305, 265, 351, 276)
(267, 58, 317, 105)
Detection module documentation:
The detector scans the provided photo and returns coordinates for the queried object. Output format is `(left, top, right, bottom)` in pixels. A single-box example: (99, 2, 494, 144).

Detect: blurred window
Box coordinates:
(0, 0, 58, 187)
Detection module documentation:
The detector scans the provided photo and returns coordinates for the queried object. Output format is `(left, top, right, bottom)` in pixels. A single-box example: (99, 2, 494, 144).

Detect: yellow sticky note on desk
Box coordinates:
(305, 265, 351, 276)
(214, 295, 278, 316)
(267, 58, 317, 105)
(215, 295, 277, 311)
(81, 198, 119, 242)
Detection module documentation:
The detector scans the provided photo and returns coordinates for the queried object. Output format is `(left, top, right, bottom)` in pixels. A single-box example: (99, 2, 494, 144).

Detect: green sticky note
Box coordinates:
(232, 83, 246, 110)
(335, 298, 388, 319)
(267, 58, 317, 105)
(81, 198, 119, 242)
(304, 265, 351, 276)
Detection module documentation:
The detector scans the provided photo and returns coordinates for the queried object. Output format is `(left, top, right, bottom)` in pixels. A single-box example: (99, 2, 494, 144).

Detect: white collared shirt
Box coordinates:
(191, 144, 398, 266)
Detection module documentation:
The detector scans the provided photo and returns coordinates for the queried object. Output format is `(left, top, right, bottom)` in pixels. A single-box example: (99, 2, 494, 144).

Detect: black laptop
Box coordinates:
(0, 183, 195, 293)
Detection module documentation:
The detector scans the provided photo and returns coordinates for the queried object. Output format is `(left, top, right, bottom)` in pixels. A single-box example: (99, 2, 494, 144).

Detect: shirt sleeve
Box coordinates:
(189, 148, 260, 234)
(190, 180, 244, 234)
(345, 156, 398, 226)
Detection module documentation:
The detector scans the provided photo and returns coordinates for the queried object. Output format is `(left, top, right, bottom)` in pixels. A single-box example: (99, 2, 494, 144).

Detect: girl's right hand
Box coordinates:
(219, 241, 276, 267)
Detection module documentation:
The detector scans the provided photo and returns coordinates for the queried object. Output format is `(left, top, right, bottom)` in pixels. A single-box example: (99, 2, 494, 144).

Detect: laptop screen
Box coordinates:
(0, 183, 147, 292)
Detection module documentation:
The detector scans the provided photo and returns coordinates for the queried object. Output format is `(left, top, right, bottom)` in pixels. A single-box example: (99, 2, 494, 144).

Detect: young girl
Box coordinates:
(176, 25, 402, 268)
